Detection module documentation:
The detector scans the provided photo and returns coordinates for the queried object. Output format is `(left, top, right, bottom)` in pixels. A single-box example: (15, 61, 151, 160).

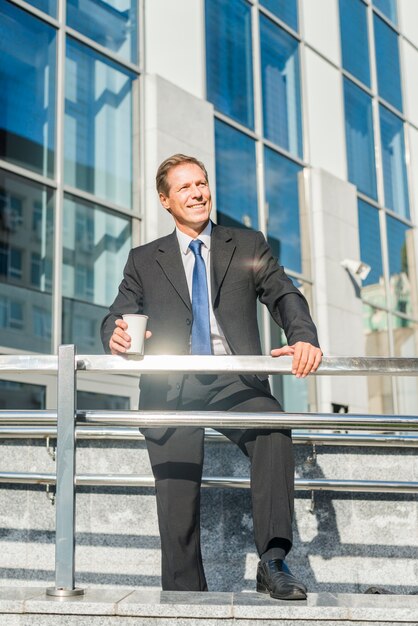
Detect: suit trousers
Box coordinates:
(143, 374, 294, 592)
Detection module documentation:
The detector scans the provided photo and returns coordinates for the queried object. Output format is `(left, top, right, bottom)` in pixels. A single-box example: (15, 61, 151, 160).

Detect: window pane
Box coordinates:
(0, 171, 53, 352)
(379, 106, 409, 219)
(260, 0, 298, 31)
(0, 380, 45, 409)
(339, 0, 371, 87)
(386, 215, 415, 317)
(343, 79, 377, 200)
(358, 200, 384, 301)
(78, 390, 130, 410)
(25, 0, 56, 16)
(0, 0, 56, 177)
(62, 194, 131, 307)
(62, 298, 107, 353)
(363, 309, 393, 413)
(374, 14, 402, 111)
(67, 0, 137, 63)
(373, 0, 397, 24)
(392, 315, 418, 415)
(264, 147, 302, 273)
(260, 15, 302, 158)
(65, 38, 134, 208)
(206, 0, 254, 129)
(215, 120, 258, 229)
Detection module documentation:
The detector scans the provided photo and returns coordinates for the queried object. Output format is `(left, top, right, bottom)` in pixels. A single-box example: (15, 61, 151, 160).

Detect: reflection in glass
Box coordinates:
(78, 390, 130, 410)
(215, 120, 258, 229)
(270, 320, 308, 412)
(0, 380, 45, 409)
(264, 147, 302, 273)
(67, 0, 137, 63)
(260, 0, 298, 31)
(339, 0, 370, 86)
(392, 315, 418, 415)
(65, 38, 134, 208)
(343, 79, 377, 200)
(358, 200, 384, 308)
(379, 106, 409, 219)
(362, 309, 393, 413)
(0, 171, 53, 352)
(0, 0, 56, 177)
(387, 215, 415, 317)
(260, 15, 302, 157)
(62, 194, 131, 307)
(373, 0, 397, 24)
(24, 0, 56, 16)
(374, 14, 402, 111)
(62, 298, 107, 353)
(206, 0, 254, 129)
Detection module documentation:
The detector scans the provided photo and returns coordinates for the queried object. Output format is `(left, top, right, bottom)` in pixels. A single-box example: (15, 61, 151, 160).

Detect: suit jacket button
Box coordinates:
(186, 318, 191, 325)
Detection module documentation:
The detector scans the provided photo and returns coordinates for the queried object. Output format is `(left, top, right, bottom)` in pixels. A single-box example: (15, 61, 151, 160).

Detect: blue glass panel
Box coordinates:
(62, 298, 107, 353)
(0, 0, 56, 177)
(78, 390, 130, 410)
(358, 200, 383, 289)
(25, 0, 56, 16)
(0, 380, 45, 409)
(387, 215, 414, 316)
(374, 0, 397, 24)
(374, 14, 402, 111)
(0, 171, 54, 353)
(379, 106, 409, 219)
(67, 0, 137, 63)
(214, 120, 258, 229)
(339, 0, 370, 86)
(264, 147, 302, 273)
(260, 15, 302, 158)
(206, 0, 254, 129)
(343, 79, 377, 200)
(260, 0, 298, 31)
(65, 38, 134, 208)
(62, 194, 132, 307)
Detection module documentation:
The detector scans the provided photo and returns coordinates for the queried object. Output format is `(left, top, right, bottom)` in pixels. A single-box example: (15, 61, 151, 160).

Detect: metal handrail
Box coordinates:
(1, 424, 418, 446)
(0, 353, 418, 375)
(0, 471, 416, 493)
(0, 347, 417, 598)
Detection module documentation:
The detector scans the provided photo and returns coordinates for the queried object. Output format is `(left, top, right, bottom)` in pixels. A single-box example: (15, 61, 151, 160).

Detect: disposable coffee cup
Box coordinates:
(122, 314, 148, 355)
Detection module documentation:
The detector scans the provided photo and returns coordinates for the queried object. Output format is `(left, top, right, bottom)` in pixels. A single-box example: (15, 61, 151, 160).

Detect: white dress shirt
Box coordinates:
(176, 222, 231, 355)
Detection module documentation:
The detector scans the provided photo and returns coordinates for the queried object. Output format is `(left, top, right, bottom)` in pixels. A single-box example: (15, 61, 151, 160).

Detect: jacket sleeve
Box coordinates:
(100, 249, 144, 354)
(252, 231, 320, 348)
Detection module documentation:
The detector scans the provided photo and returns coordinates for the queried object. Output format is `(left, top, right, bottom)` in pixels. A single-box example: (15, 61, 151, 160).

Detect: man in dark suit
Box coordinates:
(101, 154, 322, 599)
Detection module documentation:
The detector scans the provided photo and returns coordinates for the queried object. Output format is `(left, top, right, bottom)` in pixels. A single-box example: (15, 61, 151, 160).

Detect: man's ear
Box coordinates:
(159, 192, 171, 212)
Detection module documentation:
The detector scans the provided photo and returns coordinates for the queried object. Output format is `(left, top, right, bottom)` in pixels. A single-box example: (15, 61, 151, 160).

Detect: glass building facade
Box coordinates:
(0, 0, 417, 414)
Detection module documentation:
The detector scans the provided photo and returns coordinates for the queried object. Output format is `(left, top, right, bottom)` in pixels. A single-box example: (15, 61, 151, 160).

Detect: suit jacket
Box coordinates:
(101, 224, 319, 409)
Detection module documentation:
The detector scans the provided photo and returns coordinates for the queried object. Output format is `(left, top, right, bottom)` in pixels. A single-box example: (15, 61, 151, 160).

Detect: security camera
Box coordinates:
(340, 258, 371, 281)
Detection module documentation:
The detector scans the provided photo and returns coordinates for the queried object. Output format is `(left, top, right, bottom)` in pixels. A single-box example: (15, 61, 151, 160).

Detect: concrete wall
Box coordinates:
(142, 74, 215, 243)
(0, 437, 416, 595)
(300, 168, 368, 414)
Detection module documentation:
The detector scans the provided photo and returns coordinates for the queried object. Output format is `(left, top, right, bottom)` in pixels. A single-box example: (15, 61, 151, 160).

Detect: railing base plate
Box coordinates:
(46, 587, 84, 597)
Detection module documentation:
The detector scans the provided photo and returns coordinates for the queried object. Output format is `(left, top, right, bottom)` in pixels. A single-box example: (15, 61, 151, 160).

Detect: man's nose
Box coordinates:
(190, 183, 203, 198)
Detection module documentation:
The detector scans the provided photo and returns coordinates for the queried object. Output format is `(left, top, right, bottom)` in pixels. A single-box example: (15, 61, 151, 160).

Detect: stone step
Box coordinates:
(0, 588, 417, 625)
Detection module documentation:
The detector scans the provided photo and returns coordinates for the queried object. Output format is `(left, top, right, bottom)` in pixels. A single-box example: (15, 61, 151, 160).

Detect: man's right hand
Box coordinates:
(109, 318, 152, 355)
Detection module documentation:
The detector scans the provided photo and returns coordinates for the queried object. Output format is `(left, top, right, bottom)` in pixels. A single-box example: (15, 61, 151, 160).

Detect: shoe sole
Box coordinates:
(257, 583, 307, 601)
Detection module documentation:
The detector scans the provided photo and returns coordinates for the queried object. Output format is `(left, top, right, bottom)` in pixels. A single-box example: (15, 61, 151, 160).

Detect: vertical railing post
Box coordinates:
(47, 345, 84, 596)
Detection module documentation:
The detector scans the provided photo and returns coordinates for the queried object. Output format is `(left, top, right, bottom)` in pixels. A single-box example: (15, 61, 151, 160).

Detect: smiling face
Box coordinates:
(159, 163, 212, 238)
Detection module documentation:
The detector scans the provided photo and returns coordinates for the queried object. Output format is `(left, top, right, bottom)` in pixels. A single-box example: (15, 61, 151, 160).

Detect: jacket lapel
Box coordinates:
(211, 225, 236, 306)
(156, 231, 191, 311)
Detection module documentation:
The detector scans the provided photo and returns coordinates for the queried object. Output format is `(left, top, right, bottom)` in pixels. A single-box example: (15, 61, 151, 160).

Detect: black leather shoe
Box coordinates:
(256, 559, 307, 600)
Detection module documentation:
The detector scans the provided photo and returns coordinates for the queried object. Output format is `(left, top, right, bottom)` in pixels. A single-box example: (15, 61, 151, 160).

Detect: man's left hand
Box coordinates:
(271, 342, 322, 378)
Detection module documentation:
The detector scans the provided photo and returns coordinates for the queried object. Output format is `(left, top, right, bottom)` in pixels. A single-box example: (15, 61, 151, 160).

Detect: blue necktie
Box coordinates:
(189, 239, 211, 355)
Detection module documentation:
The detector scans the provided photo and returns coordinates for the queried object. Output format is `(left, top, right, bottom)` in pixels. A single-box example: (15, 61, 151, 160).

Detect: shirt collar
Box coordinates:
(176, 221, 212, 255)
